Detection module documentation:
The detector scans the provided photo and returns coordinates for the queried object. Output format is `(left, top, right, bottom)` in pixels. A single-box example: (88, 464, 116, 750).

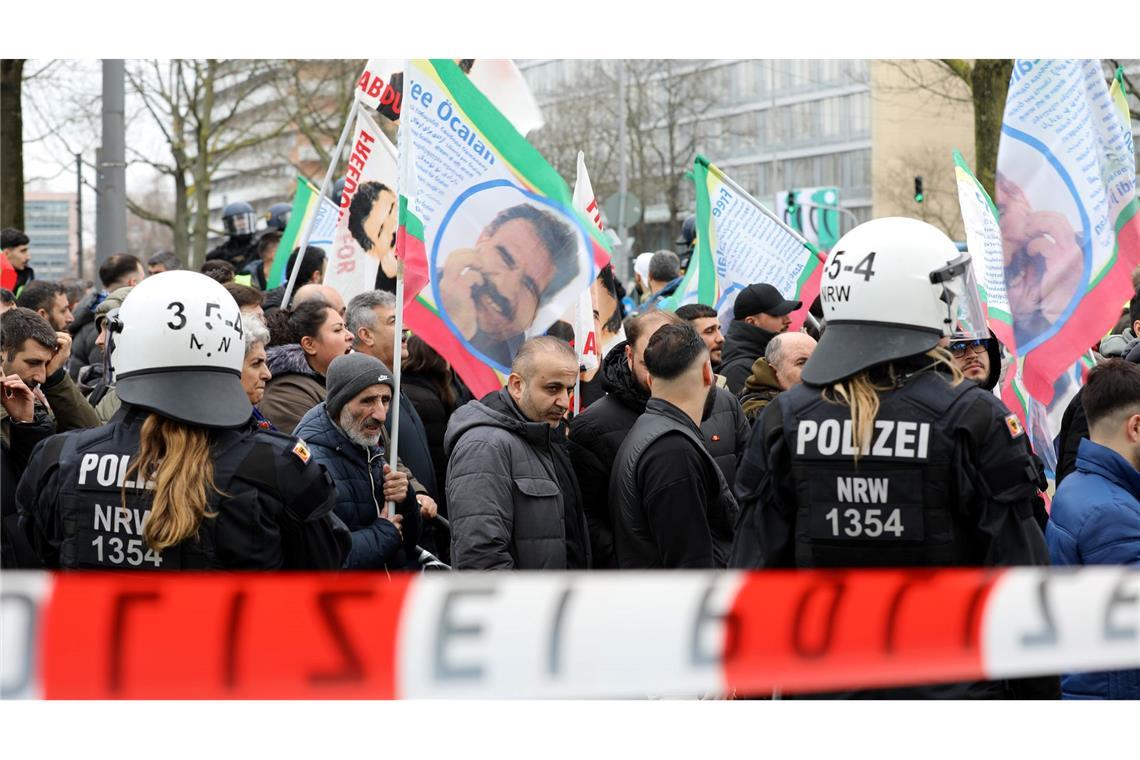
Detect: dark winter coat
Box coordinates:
(701, 381, 750, 489)
(568, 343, 650, 567)
(609, 398, 738, 569)
(67, 291, 104, 379)
(402, 374, 456, 513)
(1, 409, 54, 567)
(720, 320, 780, 394)
(386, 391, 437, 501)
(444, 389, 589, 570)
(261, 343, 326, 435)
(569, 342, 747, 567)
(294, 403, 421, 570)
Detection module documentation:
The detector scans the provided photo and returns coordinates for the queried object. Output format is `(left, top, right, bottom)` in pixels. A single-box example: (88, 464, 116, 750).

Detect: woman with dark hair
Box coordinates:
(260, 299, 353, 433)
(401, 334, 458, 517)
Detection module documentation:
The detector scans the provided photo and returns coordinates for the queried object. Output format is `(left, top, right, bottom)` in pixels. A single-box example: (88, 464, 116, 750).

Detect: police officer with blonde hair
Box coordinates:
(16, 271, 349, 570)
(731, 217, 1056, 699)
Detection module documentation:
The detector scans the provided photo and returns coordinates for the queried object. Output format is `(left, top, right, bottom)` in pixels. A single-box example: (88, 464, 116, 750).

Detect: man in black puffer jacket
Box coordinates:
(569, 310, 748, 567)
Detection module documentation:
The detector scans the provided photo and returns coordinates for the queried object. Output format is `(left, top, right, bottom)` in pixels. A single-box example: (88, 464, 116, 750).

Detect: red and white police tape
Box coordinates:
(1, 567, 1137, 699)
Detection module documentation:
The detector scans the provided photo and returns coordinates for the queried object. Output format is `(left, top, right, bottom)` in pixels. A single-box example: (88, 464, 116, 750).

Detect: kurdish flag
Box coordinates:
(267, 176, 340, 288)
(660, 155, 823, 332)
(953, 150, 1058, 474)
(395, 59, 610, 398)
(995, 59, 1140, 406)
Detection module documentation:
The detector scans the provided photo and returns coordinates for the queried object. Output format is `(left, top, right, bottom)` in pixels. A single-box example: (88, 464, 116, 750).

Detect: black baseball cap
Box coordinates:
(733, 283, 801, 320)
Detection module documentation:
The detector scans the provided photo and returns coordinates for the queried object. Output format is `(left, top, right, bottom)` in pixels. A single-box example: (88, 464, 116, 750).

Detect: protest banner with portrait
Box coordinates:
(995, 58, 1140, 404)
(396, 59, 610, 396)
(322, 105, 400, 304)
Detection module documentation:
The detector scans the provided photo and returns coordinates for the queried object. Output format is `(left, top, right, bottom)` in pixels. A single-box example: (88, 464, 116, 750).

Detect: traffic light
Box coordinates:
(786, 191, 797, 211)
(914, 176, 924, 204)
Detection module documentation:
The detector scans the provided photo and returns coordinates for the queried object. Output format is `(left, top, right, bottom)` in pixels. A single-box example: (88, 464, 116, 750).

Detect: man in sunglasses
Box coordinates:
(948, 332, 1002, 391)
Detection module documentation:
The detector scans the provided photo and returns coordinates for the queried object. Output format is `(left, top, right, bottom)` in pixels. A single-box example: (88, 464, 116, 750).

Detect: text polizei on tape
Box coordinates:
(1, 568, 1136, 699)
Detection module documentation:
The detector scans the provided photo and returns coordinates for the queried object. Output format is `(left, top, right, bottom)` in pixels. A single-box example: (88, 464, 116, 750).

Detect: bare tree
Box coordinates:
(0, 60, 26, 228)
(934, 60, 1013, 200)
(125, 59, 293, 269)
(271, 59, 363, 175)
(126, 173, 175, 256)
(525, 61, 622, 201)
(619, 60, 720, 247)
(879, 145, 966, 238)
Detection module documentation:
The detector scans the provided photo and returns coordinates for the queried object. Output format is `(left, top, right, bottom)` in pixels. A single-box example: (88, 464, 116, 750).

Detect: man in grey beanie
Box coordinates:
(294, 352, 423, 569)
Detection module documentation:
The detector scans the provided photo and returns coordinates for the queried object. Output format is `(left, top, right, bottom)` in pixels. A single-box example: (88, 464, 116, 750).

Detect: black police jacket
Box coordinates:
(206, 235, 257, 271)
(15, 406, 351, 570)
(730, 367, 1057, 699)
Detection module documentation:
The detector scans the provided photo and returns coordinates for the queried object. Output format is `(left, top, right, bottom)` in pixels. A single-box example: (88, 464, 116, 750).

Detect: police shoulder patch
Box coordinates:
(1004, 414, 1024, 439)
(292, 439, 312, 464)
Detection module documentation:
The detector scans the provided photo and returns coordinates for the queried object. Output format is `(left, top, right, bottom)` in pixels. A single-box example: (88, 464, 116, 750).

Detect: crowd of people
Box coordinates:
(1, 207, 1138, 700)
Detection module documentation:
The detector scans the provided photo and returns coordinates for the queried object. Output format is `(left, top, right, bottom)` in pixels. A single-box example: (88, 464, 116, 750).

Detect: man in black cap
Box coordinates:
(719, 282, 801, 394)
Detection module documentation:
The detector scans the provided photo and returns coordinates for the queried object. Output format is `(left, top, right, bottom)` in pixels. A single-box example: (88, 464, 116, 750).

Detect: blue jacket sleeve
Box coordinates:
(343, 518, 403, 570)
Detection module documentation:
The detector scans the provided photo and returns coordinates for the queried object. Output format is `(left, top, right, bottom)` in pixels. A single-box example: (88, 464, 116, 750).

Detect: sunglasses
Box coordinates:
(948, 339, 990, 358)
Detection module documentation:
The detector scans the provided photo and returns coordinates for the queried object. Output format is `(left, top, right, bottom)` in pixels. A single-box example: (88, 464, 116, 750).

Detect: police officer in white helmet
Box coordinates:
(15, 271, 350, 570)
(730, 218, 1056, 699)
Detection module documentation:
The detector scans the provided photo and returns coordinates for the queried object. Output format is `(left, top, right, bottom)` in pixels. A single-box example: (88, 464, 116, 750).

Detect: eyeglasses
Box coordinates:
(948, 339, 990, 358)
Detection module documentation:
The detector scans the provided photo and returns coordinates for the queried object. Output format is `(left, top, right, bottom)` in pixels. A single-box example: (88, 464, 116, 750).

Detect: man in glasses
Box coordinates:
(948, 332, 1002, 391)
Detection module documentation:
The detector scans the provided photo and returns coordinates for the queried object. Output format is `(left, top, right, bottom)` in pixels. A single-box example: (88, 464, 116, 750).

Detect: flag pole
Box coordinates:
(573, 370, 582, 416)
(386, 258, 405, 517)
(282, 99, 359, 309)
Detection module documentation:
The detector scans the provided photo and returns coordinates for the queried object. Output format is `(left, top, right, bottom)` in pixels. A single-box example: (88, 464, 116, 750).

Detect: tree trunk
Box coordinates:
(173, 173, 191, 264)
(189, 60, 217, 270)
(0, 59, 26, 230)
(970, 59, 1013, 200)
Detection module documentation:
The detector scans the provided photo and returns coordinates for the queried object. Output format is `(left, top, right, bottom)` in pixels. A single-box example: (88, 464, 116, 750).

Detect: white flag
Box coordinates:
(467, 59, 545, 136)
(572, 152, 604, 379)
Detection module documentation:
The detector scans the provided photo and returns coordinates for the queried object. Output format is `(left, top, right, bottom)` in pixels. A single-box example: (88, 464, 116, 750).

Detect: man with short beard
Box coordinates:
(445, 336, 590, 569)
(294, 353, 422, 570)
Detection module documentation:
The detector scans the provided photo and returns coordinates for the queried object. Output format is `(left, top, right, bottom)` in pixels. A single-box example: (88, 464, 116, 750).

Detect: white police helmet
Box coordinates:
(802, 217, 988, 386)
(112, 271, 250, 428)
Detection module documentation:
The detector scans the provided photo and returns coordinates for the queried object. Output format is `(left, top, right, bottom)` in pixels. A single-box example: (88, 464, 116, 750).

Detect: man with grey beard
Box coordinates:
(294, 352, 422, 569)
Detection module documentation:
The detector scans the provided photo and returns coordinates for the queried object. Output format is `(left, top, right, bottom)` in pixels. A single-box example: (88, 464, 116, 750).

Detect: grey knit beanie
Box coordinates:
(325, 352, 394, 421)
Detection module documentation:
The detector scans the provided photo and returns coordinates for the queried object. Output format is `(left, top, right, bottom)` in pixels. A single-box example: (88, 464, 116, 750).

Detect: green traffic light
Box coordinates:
(915, 193, 924, 203)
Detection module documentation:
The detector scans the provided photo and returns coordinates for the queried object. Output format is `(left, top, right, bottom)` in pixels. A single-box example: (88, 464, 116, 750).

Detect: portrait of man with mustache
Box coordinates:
(438, 203, 580, 369)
